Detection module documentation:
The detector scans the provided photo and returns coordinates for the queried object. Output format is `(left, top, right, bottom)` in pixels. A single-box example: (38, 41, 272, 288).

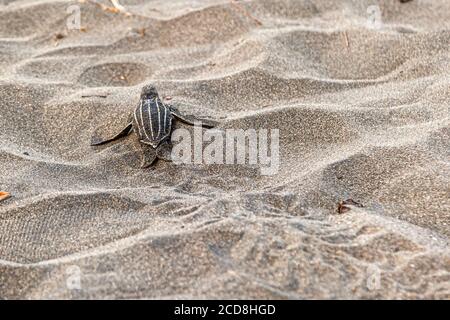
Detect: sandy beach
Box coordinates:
(0, 0, 449, 299)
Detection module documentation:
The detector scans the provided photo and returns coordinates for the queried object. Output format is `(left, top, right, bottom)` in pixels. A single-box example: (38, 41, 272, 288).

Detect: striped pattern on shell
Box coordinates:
(133, 97, 172, 148)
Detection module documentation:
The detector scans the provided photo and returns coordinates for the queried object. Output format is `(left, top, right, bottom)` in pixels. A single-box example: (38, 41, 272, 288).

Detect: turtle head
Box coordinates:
(140, 85, 159, 100)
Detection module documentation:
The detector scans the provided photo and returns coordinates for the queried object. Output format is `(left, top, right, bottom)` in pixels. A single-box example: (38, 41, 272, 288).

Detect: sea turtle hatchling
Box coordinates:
(91, 85, 217, 168)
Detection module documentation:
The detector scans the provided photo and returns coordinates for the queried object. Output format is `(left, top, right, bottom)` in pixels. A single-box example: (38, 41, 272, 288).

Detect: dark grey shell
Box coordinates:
(133, 97, 172, 148)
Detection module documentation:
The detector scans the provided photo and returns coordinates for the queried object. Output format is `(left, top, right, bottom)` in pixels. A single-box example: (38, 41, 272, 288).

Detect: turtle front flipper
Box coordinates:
(170, 106, 218, 128)
(140, 144, 158, 168)
(91, 122, 133, 146)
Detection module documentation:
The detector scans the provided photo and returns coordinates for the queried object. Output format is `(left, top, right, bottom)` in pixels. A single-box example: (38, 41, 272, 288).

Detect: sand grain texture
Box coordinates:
(0, 0, 449, 299)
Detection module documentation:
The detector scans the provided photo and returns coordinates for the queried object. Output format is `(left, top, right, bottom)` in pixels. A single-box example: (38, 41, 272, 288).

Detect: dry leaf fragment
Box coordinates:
(54, 33, 65, 40)
(104, 6, 120, 13)
(53, 33, 65, 46)
(0, 191, 11, 202)
(337, 203, 351, 214)
(337, 199, 363, 214)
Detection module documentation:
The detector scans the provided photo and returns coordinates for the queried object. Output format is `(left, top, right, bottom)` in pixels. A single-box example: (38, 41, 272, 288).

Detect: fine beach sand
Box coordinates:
(0, 0, 449, 299)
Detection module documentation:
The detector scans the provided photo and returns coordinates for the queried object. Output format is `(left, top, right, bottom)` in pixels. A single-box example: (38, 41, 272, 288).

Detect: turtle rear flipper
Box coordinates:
(170, 107, 218, 128)
(156, 141, 172, 162)
(91, 123, 133, 146)
(141, 144, 158, 168)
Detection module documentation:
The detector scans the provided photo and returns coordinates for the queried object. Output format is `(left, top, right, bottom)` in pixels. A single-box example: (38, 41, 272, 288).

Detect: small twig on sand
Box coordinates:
(342, 31, 349, 48)
(230, 0, 262, 26)
(81, 94, 108, 98)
